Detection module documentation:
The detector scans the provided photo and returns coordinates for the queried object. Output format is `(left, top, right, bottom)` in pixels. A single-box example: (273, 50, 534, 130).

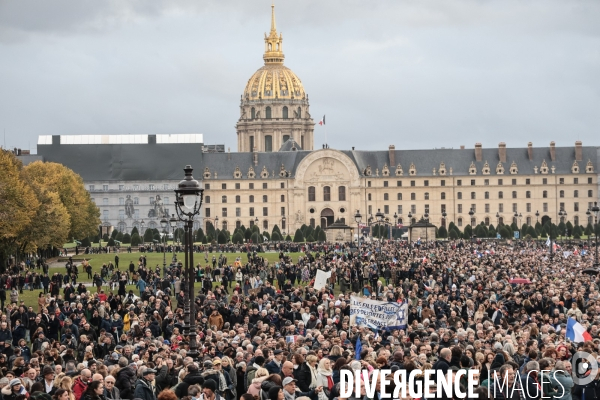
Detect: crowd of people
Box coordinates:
(0, 237, 599, 400)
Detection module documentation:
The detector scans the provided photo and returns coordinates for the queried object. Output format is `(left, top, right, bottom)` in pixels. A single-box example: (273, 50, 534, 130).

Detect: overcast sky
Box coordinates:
(1, 0, 599, 154)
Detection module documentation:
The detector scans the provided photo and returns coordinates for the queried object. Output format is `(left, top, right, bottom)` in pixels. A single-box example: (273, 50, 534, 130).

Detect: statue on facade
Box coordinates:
(125, 195, 134, 218)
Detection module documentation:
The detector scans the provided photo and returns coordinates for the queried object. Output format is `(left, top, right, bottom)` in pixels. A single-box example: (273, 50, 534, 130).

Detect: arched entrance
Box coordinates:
(321, 208, 334, 228)
(541, 215, 551, 226)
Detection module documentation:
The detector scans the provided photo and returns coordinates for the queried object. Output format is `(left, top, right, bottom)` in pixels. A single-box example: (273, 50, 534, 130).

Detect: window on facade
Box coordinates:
(249, 136, 254, 152)
(471, 192, 476, 199)
(525, 179, 530, 185)
(263, 220, 269, 230)
(574, 202, 579, 212)
(103, 198, 108, 205)
(543, 191, 548, 198)
(249, 195, 254, 203)
(411, 181, 415, 187)
(236, 208, 241, 217)
(222, 183, 227, 190)
(119, 198, 124, 205)
(265, 106, 272, 119)
(499, 203, 504, 212)
(526, 203, 531, 212)
(222, 196, 227, 203)
(249, 207, 254, 217)
(367, 181, 371, 187)
(134, 197, 139, 205)
(263, 207, 268, 216)
(222, 221, 228, 231)
(339, 186, 346, 201)
(280, 182, 285, 189)
(384, 205, 389, 214)
(323, 186, 331, 201)
(499, 191, 503, 199)
(410, 205, 416, 214)
(282, 135, 289, 143)
(383, 181, 389, 187)
(265, 135, 273, 152)
(262, 195, 268, 203)
(89, 185, 95, 191)
(205, 183, 210, 190)
(457, 192, 462, 200)
(574, 190, 579, 198)
(498, 179, 503, 185)
(281, 207, 285, 216)
(574, 178, 579, 184)
(235, 195, 240, 203)
(280, 195, 285, 202)
(512, 191, 517, 199)
(103, 185, 109, 191)
(526, 191, 531, 198)
(249, 183, 254, 189)
(441, 192, 446, 200)
(485, 204, 490, 213)
(512, 203, 517, 212)
(263, 183, 267, 189)
(458, 204, 463, 213)
(368, 193, 372, 201)
(309, 218, 315, 228)
(589, 177, 593, 184)
(424, 180, 429, 187)
(457, 180, 462, 186)
(222, 208, 227, 217)
(397, 181, 402, 187)
(384, 193, 389, 201)
(559, 190, 564, 198)
(589, 190, 594, 198)
(512, 179, 517, 185)
(471, 179, 475, 186)
(411, 193, 416, 200)
(458, 218, 463, 227)
(484, 192, 489, 199)
(205, 208, 211, 217)
(398, 205, 403, 214)
(543, 203, 548, 212)
(424, 192, 429, 200)
(397, 193, 402, 200)
(251, 107, 256, 119)
(484, 179, 489, 186)
(282, 106, 288, 119)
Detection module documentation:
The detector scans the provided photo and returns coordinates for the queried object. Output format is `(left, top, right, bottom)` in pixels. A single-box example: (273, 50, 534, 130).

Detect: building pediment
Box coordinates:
(294, 149, 361, 187)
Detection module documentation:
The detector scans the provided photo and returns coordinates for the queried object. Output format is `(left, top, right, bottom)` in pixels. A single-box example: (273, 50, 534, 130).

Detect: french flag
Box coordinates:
(566, 317, 592, 342)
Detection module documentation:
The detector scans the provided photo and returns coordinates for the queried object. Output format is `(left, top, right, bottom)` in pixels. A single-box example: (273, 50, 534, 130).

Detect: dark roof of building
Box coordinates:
(278, 138, 302, 152)
(34, 141, 599, 181)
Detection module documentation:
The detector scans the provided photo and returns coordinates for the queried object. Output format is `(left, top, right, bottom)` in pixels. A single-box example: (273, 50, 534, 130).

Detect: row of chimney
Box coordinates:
(473, 141, 582, 163)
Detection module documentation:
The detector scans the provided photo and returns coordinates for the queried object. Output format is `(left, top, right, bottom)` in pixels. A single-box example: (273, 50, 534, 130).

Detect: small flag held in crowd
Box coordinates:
(355, 337, 362, 360)
(566, 317, 592, 342)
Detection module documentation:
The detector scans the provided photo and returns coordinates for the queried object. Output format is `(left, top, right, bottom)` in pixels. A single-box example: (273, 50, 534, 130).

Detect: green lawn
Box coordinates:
(15, 251, 305, 310)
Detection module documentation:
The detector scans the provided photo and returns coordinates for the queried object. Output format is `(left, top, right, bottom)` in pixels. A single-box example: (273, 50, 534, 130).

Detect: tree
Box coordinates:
(293, 229, 304, 243)
(526, 226, 537, 239)
(122, 233, 131, 244)
(272, 224, 281, 237)
(285, 234, 292, 241)
(449, 229, 459, 239)
(263, 231, 271, 241)
(306, 234, 315, 242)
(488, 226, 497, 238)
(23, 161, 99, 240)
(572, 225, 582, 239)
(153, 232, 160, 242)
(195, 228, 205, 243)
(107, 238, 115, 246)
(464, 225, 473, 239)
(217, 230, 227, 244)
(250, 232, 263, 244)
(244, 228, 252, 241)
(131, 226, 139, 236)
(500, 225, 511, 239)
(131, 233, 141, 246)
(318, 230, 327, 242)
(81, 237, 91, 247)
(271, 231, 281, 241)
(437, 226, 448, 239)
(111, 230, 119, 239)
(535, 222, 542, 235)
(232, 232, 244, 244)
(144, 229, 154, 243)
(116, 231, 124, 242)
(0, 151, 39, 252)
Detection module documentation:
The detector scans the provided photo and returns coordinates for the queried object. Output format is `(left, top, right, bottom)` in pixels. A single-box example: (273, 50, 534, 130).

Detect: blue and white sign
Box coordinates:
(514, 231, 520, 239)
(350, 296, 408, 330)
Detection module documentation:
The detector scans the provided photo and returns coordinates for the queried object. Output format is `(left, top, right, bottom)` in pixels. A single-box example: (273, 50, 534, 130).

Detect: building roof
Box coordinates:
(278, 138, 302, 152)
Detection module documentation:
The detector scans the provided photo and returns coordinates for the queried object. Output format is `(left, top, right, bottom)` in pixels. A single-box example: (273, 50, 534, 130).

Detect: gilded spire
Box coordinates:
(270, 4, 277, 34)
(263, 4, 284, 65)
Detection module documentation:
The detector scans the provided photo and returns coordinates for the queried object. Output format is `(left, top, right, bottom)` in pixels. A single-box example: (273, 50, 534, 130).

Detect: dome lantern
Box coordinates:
(264, 4, 284, 65)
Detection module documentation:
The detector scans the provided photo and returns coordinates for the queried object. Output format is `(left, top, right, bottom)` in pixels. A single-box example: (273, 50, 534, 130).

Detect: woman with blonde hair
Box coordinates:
(297, 354, 318, 393)
(55, 375, 76, 400)
(247, 367, 269, 397)
(316, 358, 333, 393)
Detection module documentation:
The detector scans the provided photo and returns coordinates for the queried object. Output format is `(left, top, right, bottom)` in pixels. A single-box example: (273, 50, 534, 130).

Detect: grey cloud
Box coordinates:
(0, 0, 599, 153)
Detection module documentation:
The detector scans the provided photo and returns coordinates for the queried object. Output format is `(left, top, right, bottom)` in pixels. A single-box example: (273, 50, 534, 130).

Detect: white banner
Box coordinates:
(349, 295, 408, 330)
(313, 270, 332, 290)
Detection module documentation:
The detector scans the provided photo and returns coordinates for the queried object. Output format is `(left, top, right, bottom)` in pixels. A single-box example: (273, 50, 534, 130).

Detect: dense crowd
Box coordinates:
(0, 237, 600, 400)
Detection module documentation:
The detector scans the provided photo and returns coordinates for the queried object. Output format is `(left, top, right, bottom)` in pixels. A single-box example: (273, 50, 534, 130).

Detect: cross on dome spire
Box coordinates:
(263, 4, 284, 65)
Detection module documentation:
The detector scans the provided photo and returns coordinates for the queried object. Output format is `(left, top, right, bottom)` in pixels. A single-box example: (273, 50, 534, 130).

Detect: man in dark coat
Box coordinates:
(134, 368, 157, 400)
(115, 358, 136, 400)
(174, 363, 205, 398)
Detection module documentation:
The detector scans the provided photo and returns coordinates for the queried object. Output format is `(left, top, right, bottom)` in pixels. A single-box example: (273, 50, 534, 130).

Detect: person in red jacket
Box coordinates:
(72, 369, 91, 400)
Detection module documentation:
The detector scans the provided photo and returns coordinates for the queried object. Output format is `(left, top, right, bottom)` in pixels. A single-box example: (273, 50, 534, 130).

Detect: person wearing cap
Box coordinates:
(282, 376, 321, 400)
(134, 368, 157, 400)
(265, 349, 284, 374)
(1, 378, 27, 400)
(41, 366, 56, 395)
(200, 379, 224, 400)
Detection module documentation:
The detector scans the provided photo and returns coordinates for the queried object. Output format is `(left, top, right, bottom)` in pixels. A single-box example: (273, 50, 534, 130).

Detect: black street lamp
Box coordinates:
(169, 214, 178, 261)
(160, 217, 168, 271)
(559, 209, 568, 243)
(141, 220, 145, 245)
(535, 210, 540, 224)
(174, 165, 203, 361)
(591, 202, 600, 267)
(424, 211, 430, 242)
(354, 210, 362, 249)
(496, 212, 500, 227)
(376, 209, 384, 240)
(469, 208, 475, 228)
(281, 215, 286, 240)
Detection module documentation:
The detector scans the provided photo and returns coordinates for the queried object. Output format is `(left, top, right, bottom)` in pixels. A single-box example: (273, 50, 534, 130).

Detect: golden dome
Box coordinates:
(243, 5, 306, 101)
